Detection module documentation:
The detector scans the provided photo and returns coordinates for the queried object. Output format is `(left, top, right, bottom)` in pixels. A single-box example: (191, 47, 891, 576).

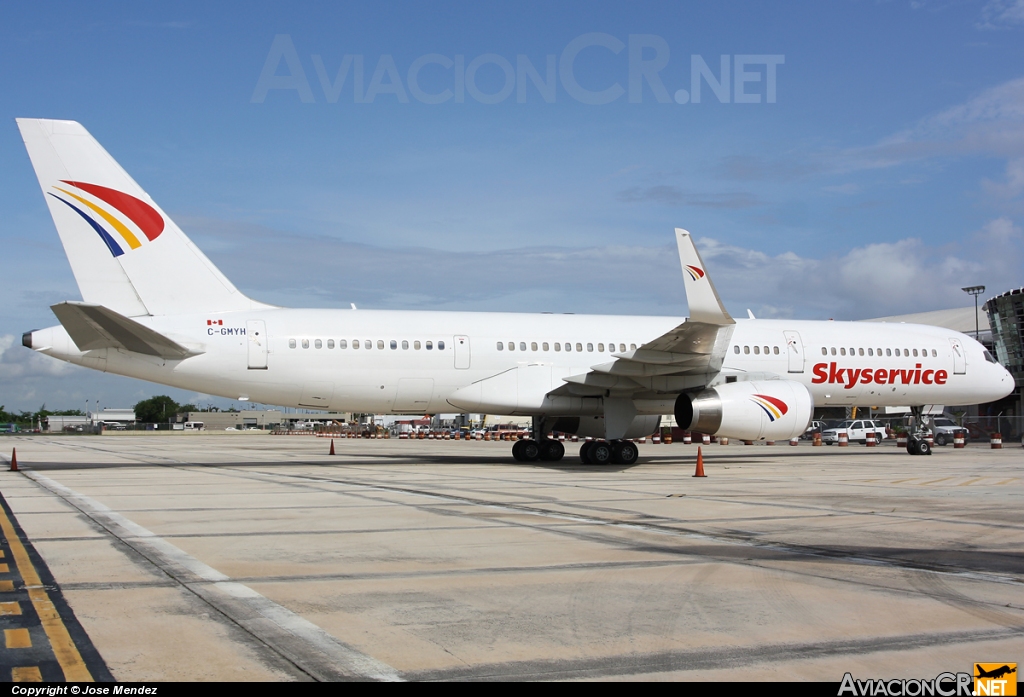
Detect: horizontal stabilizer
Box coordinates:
(51, 301, 197, 359)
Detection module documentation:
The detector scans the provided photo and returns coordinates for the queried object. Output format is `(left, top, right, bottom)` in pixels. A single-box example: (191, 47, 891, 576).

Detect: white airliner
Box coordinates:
(17, 119, 1013, 463)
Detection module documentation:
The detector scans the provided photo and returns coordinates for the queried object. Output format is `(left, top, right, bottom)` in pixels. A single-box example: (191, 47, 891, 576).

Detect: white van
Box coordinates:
(184, 421, 205, 431)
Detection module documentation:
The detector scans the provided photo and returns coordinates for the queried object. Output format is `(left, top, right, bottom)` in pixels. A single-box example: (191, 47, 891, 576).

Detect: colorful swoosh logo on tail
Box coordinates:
(750, 394, 789, 422)
(48, 181, 164, 257)
(684, 265, 705, 281)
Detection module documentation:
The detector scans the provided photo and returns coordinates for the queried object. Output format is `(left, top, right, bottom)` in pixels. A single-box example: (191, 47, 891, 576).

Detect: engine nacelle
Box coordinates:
(674, 380, 813, 441)
(553, 415, 662, 440)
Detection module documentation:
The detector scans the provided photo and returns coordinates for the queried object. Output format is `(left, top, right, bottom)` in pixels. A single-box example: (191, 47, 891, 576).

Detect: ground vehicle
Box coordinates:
(184, 421, 205, 431)
(821, 419, 886, 445)
(801, 420, 825, 440)
(928, 417, 961, 446)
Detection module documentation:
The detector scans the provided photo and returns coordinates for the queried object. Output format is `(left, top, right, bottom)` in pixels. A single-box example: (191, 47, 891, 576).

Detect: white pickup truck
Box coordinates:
(821, 419, 887, 445)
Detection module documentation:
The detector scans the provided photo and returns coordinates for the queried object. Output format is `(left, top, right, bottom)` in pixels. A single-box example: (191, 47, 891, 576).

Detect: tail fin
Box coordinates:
(17, 118, 266, 317)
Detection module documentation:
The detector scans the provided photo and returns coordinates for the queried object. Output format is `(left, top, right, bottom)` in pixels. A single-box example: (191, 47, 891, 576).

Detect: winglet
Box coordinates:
(675, 228, 734, 325)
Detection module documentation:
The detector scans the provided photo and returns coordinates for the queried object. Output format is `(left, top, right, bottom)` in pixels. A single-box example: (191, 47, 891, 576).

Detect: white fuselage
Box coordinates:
(30, 308, 1013, 415)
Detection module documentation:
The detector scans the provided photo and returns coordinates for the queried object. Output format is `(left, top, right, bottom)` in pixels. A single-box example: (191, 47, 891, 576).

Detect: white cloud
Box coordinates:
(0, 335, 74, 380)
(980, 0, 1024, 26)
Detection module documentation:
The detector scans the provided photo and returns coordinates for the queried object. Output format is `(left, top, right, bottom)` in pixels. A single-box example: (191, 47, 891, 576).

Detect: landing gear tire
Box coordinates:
(579, 441, 594, 464)
(513, 439, 541, 461)
(611, 440, 639, 465)
(540, 439, 565, 462)
(589, 441, 613, 465)
(907, 438, 932, 456)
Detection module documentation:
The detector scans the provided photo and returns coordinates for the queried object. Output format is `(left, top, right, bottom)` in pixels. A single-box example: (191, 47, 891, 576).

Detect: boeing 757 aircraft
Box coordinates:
(17, 119, 1014, 464)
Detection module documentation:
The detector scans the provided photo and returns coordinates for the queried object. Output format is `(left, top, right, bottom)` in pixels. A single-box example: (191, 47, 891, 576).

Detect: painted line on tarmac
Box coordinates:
(23, 470, 403, 682)
(0, 491, 113, 682)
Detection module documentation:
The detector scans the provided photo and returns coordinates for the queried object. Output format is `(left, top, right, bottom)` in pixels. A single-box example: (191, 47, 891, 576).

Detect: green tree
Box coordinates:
(134, 396, 180, 423)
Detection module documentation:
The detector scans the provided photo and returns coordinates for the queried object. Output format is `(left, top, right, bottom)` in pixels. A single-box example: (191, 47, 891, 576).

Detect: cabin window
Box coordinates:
(763, 346, 769, 355)
(619, 344, 626, 352)
(597, 343, 605, 352)
(576, 343, 583, 352)
(542, 342, 549, 351)
(314, 339, 322, 349)
(497, 341, 503, 351)
(885, 348, 890, 356)
(414, 341, 421, 350)
(402, 340, 409, 350)
(840, 348, 846, 356)
(736, 346, 741, 354)
(390, 340, 397, 350)
(867, 348, 873, 356)
(821, 347, 827, 355)
(352, 340, 360, 349)
(754, 346, 760, 355)
(365, 340, 372, 349)
(554, 343, 561, 352)
(289, 339, 296, 349)
(630, 344, 637, 350)
(302, 339, 309, 349)
(849, 348, 854, 356)
(327, 339, 335, 349)
(564, 342, 571, 352)
(506, 341, 514, 351)
(743, 346, 750, 354)
(339, 340, 347, 349)
(904, 349, 909, 357)
(520, 342, 527, 351)
(858, 348, 864, 356)
(912, 349, 918, 357)
(426, 341, 433, 350)
(438, 341, 445, 350)
(587, 343, 594, 352)
(931, 349, 937, 357)
(377, 340, 385, 350)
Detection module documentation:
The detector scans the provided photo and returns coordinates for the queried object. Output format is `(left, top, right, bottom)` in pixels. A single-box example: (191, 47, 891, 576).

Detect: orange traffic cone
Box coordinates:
(693, 446, 706, 477)
(329, 439, 335, 455)
(10, 448, 17, 472)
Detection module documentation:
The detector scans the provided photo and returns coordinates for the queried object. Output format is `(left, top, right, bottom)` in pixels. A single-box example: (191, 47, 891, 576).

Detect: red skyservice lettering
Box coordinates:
(811, 362, 947, 389)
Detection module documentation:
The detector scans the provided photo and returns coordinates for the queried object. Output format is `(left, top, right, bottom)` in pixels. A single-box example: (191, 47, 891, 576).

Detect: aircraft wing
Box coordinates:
(51, 301, 198, 359)
(554, 229, 735, 395)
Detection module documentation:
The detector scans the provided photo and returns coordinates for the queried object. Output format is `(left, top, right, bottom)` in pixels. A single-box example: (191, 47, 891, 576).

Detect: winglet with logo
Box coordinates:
(675, 228, 733, 325)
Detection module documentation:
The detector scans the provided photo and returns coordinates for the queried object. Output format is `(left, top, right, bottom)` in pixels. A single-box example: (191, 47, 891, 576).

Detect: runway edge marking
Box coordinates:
(23, 470, 403, 682)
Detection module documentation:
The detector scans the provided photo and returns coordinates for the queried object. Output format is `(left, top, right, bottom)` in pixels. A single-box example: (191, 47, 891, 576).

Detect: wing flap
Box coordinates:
(51, 301, 197, 359)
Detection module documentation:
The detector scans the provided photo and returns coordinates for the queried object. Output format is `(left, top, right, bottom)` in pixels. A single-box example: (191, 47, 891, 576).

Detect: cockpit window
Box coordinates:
(983, 349, 998, 364)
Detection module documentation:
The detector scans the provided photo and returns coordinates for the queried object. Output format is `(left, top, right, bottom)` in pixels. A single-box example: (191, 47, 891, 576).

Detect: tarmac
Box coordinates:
(0, 435, 1020, 682)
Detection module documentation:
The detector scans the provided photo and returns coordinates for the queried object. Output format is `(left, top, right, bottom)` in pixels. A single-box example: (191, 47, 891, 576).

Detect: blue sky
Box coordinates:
(2, 0, 1023, 411)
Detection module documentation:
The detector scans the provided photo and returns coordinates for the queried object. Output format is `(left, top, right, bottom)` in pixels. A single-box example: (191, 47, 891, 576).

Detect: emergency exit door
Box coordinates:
(247, 320, 268, 370)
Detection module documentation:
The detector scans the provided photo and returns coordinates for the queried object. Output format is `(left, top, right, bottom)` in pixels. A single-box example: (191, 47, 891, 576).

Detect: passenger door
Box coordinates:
(783, 330, 805, 373)
(949, 338, 966, 374)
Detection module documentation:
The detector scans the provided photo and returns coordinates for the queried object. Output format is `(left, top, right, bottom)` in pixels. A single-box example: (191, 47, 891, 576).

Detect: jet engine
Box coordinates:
(674, 380, 813, 441)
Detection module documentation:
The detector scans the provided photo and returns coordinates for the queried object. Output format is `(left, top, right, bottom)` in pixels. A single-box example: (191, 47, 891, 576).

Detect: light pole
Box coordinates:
(962, 286, 985, 340)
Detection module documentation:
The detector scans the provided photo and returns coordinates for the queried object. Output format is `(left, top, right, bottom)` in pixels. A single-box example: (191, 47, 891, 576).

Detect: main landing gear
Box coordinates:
(579, 440, 639, 466)
(511, 438, 565, 462)
(905, 406, 933, 456)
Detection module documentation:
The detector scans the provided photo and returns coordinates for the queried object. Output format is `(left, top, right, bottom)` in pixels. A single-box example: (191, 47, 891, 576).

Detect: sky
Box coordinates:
(1, 0, 1023, 412)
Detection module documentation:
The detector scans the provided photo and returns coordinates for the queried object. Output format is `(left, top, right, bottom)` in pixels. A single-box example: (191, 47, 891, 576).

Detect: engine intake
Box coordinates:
(674, 380, 813, 441)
